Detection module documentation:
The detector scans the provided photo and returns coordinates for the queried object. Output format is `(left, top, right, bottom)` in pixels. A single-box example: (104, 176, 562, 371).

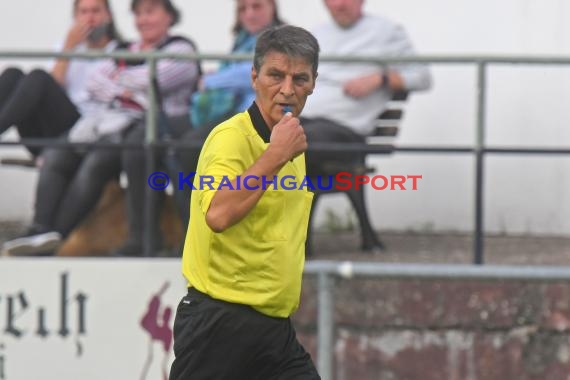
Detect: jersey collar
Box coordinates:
(247, 102, 271, 144)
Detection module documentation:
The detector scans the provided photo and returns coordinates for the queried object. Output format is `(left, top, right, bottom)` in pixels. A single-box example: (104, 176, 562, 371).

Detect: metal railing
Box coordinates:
(304, 260, 570, 379)
(2, 50, 570, 262)
(2, 50, 570, 378)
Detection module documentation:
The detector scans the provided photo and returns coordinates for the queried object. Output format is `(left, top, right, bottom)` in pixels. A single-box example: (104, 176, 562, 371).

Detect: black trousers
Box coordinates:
(120, 116, 218, 249)
(169, 288, 321, 380)
(0, 67, 80, 156)
(34, 136, 122, 237)
(120, 116, 195, 249)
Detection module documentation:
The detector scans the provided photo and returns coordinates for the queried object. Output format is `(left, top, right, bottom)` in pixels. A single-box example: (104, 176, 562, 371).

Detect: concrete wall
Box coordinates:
(1, 0, 570, 235)
(295, 276, 570, 380)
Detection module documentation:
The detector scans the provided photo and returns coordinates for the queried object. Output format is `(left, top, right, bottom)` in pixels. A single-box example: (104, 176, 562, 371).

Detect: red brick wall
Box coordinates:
(293, 277, 570, 380)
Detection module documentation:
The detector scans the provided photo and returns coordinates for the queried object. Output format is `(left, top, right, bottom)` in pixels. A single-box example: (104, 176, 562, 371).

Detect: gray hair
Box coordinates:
(253, 25, 320, 77)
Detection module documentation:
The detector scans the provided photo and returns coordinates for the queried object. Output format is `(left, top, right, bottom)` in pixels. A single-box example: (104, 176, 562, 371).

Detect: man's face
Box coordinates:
(252, 51, 316, 128)
(324, 0, 363, 28)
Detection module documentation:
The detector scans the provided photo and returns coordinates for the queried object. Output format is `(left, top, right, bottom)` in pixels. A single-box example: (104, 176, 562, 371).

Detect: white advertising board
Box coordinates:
(0, 257, 186, 380)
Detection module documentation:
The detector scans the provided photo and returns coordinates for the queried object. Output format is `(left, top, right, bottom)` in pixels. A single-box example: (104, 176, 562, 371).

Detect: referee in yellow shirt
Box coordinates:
(169, 25, 321, 380)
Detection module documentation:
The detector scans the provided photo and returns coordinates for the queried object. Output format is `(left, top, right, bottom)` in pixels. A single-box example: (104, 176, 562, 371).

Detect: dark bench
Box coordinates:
(2, 92, 408, 257)
(306, 91, 408, 255)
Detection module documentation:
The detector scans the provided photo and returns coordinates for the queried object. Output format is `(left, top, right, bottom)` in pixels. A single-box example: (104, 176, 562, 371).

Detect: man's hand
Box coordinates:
(205, 113, 307, 233)
(343, 72, 385, 98)
(268, 112, 307, 163)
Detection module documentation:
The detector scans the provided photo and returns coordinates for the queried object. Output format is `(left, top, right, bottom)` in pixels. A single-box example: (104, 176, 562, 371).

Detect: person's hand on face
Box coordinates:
(64, 20, 92, 50)
(269, 112, 307, 162)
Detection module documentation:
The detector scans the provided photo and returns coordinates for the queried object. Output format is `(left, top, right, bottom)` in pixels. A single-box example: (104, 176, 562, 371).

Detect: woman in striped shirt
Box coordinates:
(2, 0, 200, 257)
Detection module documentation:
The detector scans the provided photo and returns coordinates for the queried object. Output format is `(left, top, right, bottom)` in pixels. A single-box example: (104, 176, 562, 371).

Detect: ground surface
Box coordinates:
(2, 220, 569, 265)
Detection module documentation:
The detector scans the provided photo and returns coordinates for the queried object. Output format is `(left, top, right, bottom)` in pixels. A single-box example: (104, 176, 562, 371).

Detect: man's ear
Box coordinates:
(251, 66, 258, 90)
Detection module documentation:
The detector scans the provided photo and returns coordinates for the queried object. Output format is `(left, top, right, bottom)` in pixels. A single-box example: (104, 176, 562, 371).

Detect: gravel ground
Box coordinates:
(309, 230, 570, 266)
(2, 220, 569, 265)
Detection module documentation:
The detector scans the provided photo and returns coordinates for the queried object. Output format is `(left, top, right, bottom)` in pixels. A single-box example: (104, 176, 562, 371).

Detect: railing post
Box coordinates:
(317, 272, 334, 380)
(144, 58, 158, 257)
(474, 62, 487, 265)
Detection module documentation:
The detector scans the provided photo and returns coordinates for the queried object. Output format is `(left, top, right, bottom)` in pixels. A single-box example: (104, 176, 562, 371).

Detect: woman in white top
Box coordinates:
(2, 0, 200, 257)
(0, 0, 120, 158)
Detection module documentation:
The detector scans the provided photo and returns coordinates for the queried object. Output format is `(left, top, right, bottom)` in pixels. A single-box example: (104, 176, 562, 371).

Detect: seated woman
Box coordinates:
(0, 0, 120, 160)
(2, 0, 200, 256)
(111, 0, 285, 257)
(191, 0, 284, 129)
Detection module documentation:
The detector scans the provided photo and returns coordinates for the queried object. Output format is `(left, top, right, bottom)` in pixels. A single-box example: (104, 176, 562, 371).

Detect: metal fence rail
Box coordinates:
(305, 260, 570, 379)
(2, 51, 570, 261)
(3, 50, 570, 378)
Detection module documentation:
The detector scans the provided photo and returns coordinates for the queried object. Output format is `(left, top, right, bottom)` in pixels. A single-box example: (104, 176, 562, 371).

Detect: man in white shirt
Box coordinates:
(301, 0, 432, 175)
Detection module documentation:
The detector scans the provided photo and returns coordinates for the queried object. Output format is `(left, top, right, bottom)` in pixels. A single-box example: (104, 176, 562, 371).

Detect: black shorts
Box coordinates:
(169, 288, 321, 380)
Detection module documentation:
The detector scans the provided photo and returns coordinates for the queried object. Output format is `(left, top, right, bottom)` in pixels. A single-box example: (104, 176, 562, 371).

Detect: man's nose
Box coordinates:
(280, 77, 294, 97)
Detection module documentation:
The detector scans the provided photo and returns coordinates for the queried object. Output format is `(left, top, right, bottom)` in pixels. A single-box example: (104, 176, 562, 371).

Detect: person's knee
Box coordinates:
(27, 69, 51, 81)
(2, 67, 24, 81)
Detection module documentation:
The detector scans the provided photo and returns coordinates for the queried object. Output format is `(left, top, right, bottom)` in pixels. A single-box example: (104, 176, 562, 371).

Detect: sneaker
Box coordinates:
(2, 231, 62, 256)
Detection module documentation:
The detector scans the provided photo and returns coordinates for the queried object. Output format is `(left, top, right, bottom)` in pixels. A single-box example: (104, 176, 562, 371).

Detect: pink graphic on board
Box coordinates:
(140, 282, 173, 380)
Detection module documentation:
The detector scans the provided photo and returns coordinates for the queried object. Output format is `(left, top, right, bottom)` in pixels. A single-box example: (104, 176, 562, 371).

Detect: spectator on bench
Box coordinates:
(190, 0, 284, 130)
(113, 0, 285, 257)
(301, 0, 432, 176)
(1, 0, 199, 257)
(109, 0, 204, 257)
(179, 0, 285, 175)
(0, 0, 120, 162)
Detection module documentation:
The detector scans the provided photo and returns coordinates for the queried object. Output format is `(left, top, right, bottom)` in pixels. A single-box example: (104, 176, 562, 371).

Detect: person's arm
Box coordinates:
(384, 24, 432, 92)
(117, 41, 199, 94)
(205, 113, 306, 232)
(202, 62, 252, 91)
(87, 59, 125, 103)
(343, 71, 406, 98)
(343, 23, 431, 98)
(51, 21, 91, 85)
